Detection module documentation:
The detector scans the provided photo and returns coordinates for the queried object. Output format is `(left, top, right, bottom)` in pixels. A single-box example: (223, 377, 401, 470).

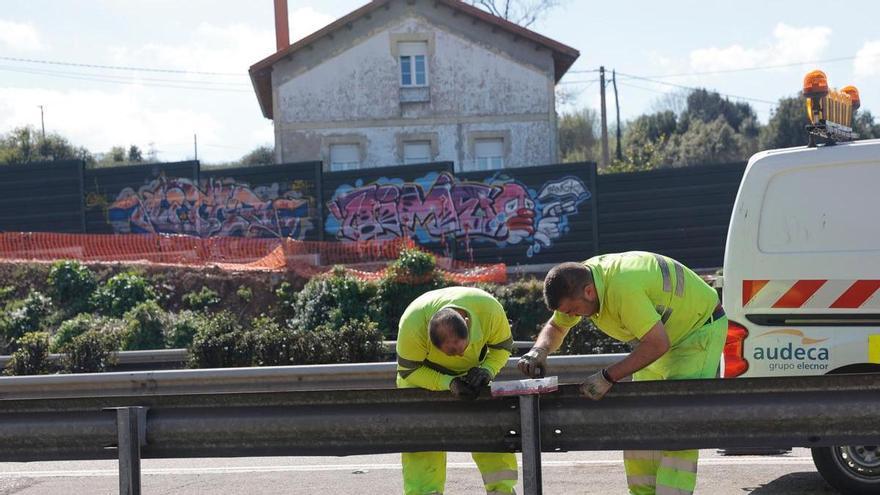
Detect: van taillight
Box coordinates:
(723, 321, 749, 378)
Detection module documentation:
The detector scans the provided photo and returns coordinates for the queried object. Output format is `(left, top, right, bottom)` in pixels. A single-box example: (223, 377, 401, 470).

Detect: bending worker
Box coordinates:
(396, 286, 517, 495)
(518, 252, 726, 495)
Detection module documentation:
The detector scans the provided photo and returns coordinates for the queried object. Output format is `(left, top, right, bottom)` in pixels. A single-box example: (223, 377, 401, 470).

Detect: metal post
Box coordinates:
(112, 407, 146, 495)
(519, 395, 542, 495)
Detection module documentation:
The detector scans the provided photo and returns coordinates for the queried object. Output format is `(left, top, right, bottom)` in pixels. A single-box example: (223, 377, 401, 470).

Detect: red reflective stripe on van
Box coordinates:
(742, 280, 769, 306)
(830, 280, 880, 309)
(772, 280, 827, 308)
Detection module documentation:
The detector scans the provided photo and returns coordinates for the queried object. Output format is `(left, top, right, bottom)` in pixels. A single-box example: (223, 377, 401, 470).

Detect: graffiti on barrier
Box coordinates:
(106, 174, 314, 238)
(325, 172, 590, 257)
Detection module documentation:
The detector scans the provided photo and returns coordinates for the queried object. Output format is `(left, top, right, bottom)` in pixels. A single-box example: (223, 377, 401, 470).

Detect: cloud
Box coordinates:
(689, 23, 831, 72)
(0, 86, 221, 160)
(0, 19, 44, 51)
(107, 6, 335, 75)
(854, 41, 880, 77)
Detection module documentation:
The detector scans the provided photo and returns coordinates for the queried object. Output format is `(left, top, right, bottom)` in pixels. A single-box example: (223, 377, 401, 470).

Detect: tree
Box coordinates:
(558, 108, 598, 163)
(666, 116, 754, 166)
(759, 95, 808, 150)
(853, 110, 880, 139)
(463, 0, 564, 27)
(679, 88, 759, 137)
(238, 145, 275, 166)
(128, 145, 144, 163)
(0, 126, 93, 166)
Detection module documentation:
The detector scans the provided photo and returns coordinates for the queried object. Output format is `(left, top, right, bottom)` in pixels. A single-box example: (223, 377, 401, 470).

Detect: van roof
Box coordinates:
(754, 137, 880, 160)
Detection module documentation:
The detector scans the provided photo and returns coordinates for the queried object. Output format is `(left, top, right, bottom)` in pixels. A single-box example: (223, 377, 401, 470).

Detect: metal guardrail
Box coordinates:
(0, 373, 878, 494)
(0, 341, 537, 372)
(0, 354, 622, 400)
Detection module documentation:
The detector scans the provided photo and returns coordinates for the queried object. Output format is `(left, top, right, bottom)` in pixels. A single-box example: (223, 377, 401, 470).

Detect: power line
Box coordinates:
(636, 55, 860, 79)
(616, 71, 777, 105)
(0, 55, 247, 77)
(0, 65, 252, 93)
(0, 64, 250, 87)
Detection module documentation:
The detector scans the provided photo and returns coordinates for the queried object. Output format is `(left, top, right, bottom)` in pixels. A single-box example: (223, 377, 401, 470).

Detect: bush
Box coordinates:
(121, 301, 169, 351)
(165, 310, 202, 349)
(5, 331, 52, 376)
(62, 328, 121, 374)
(182, 287, 221, 311)
(0, 286, 15, 303)
(187, 311, 254, 369)
(236, 285, 253, 303)
(318, 316, 386, 363)
(252, 316, 305, 366)
(557, 320, 631, 355)
(0, 291, 53, 353)
(285, 269, 377, 330)
(486, 278, 548, 341)
(52, 313, 101, 352)
(91, 272, 156, 317)
(372, 254, 449, 337)
(47, 260, 96, 315)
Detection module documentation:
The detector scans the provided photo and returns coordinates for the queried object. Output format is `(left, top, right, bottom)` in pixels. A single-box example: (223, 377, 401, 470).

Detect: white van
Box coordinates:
(721, 137, 880, 494)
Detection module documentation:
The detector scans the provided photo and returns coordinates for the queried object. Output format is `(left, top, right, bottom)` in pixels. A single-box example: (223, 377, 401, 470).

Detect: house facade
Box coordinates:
(250, 0, 579, 172)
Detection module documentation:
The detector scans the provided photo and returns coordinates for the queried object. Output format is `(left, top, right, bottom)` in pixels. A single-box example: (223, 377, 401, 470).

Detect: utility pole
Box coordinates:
(193, 133, 198, 161)
(599, 66, 609, 168)
(38, 105, 46, 140)
(613, 70, 622, 161)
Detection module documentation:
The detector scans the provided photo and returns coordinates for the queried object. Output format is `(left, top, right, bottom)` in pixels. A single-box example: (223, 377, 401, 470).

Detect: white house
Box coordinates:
(249, 0, 579, 172)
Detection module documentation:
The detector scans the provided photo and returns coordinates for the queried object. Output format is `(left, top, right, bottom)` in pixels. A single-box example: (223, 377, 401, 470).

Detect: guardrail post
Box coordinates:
(107, 407, 147, 495)
(519, 395, 542, 495)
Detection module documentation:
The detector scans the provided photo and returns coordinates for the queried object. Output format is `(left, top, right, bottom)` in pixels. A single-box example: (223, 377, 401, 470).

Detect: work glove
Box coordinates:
(517, 346, 548, 378)
(464, 367, 492, 390)
(579, 368, 615, 400)
(449, 377, 480, 400)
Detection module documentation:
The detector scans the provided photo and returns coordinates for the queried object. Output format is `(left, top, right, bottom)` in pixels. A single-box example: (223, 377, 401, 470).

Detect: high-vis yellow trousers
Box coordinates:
(623, 316, 727, 495)
(402, 451, 518, 495)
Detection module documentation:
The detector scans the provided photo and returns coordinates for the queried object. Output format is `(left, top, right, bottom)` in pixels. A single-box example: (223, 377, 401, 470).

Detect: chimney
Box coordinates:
(274, 0, 290, 52)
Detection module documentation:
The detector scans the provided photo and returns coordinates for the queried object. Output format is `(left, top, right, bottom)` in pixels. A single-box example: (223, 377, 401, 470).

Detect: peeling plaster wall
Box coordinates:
(272, 2, 558, 168)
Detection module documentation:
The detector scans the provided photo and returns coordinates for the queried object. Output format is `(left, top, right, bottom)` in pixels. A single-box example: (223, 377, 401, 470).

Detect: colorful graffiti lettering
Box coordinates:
(107, 175, 314, 239)
(325, 172, 590, 257)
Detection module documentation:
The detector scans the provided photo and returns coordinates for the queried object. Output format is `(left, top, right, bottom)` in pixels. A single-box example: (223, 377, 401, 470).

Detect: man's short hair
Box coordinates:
(429, 307, 469, 348)
(543, 262, 593, 310)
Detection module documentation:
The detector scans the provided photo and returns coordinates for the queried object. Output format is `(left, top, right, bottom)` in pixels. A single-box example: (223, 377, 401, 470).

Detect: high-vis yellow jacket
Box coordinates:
(551, 252, 719, 346)
(396, 287, 515, 391)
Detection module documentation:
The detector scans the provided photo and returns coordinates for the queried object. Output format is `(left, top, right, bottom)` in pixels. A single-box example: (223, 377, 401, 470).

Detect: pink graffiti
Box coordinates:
(326, 172, 535, 243)
(108, 176, 313, 239)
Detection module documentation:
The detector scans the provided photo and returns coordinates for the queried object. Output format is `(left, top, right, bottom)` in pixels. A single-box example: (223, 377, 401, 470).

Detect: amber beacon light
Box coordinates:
(803, 69, 860, 146)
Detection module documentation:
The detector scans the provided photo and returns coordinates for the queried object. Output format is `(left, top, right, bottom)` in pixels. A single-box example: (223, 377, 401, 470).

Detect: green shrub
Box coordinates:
(187, 311, 254, 369)
(286, 270, 377, 330)
(165, 310, 202, 349)
(62, 328, 121, 373)
(485, 278, 549, 341)
(91, 272, 156, 317)
(389, 248, 437, 279)
(373, 270, 449, 338)
(5, 331, 52, 376)
(557, 320, 630, 355)
(52, 313, 103, 352)
(252, 316, 305, 366)
(274, 281, 298, 322)
(121, 301, 168, 350)
(182, 286, 221, 311)
(47, 260, 96, 315)
(236, 285, 253, 303)
(0, 286, 15, 303)
(0, 291, 53, 353)
(317, 316, 386, 364)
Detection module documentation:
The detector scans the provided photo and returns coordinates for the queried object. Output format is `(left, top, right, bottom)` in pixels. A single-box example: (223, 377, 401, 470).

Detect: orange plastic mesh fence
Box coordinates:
(0, 232, 507, 283)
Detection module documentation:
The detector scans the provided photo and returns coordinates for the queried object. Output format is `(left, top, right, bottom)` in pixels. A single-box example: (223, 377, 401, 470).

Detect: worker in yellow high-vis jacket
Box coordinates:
(396, 286, 518, 495)
(518, 252, 726, 495)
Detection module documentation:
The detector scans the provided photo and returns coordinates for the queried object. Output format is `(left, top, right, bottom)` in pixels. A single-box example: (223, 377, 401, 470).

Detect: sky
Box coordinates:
(0, 0, 877, 163)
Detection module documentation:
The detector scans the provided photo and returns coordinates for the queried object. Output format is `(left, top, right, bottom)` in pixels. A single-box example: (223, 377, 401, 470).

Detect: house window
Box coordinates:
(329, 143, 360, 171)
(473, 138, 505, 171)
(403, 140, 432, 164)
(399, 41, 428, 87)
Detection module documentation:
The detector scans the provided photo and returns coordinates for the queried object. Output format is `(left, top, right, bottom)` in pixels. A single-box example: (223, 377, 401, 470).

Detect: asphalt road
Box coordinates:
(0, 448, 837, 494)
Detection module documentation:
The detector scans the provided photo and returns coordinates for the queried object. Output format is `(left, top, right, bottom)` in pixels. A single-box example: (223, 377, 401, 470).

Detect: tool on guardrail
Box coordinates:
(491, 377, 558, 495)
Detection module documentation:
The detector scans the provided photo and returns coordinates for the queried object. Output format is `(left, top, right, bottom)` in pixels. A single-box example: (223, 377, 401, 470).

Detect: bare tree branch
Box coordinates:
(463, 0, 565, 28)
